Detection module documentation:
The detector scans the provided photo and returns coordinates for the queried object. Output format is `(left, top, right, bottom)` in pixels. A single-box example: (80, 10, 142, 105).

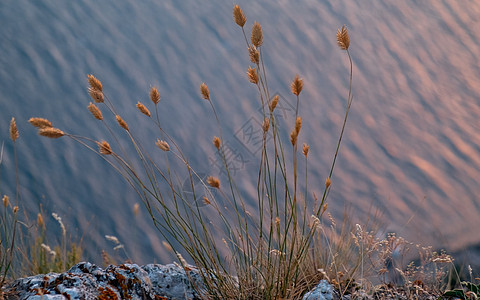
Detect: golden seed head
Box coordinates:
(88, 87, 104, 103)
(302, 143, 309, 157)
(136, 101, 151, 117)
(269, 95, 279, 112)
(322, 203, 328, 214)
(247, 66, 259, 84)
(133, 203, 140, 217)
(2, 195, 9, 208)
(200, 82, 210, 100)
(87, 74, 103, 92)
(262, 117, 270, 132)
(336, 25, 350, 50)
(156, 139, 170, 151)
(233, 5, 246, 27)
(295, 116, 302, 134)
(115, 115, 129, 131)
(251, 21, 263, 47)
(162, 241, 173, 252)
(248, 45, 260, 64)
(29, 118, 52, 129)
(207, 176, 220, 189)
(202, 196, 211, 205)
(290, 128, 298, 146)
(98, 141, 112, 155)
(10, 117, 19, 142)
(275, 217, 280, 227)
(325, 177, 331, 188)
(88, 102, 103, 120)
(39, 127, 65, 138)
(291, 74, 304, 96)
(213, 136, 221, 150)
(150, 86, 160, 105)
(37, 213, 44, 227)
(13, 206, 18, 214)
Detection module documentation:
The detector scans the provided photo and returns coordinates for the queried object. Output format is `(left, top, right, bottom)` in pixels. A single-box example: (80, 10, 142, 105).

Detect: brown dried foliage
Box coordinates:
(233, 5, 246, 27)
(29, 117, 52, 129)
(88, 102, 103, 120)
(116, 115, 129, 131)
(251, 21, 263, 47)
(39, 127, 65, 138)
(136, 102, 151, 117)
(291, 74, 304, 96)
(10, 117, 19, 142)
(337, 25, 350, 50)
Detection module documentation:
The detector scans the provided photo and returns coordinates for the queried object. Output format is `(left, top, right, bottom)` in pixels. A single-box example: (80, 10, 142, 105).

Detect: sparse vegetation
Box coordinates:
(0, 4, 469, 300)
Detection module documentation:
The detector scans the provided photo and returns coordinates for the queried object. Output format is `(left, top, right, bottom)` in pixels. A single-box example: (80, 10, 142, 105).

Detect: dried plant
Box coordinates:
(88, 102, 103, 120)
(233, 5, 246, 28)
(27, 6, 450, 300)
(336, 25, 350, 50)
(98, 141, 113, 155)
(136, 101, 151, 117)
(149, 86, 160, 105)
(9, 118, 18, 143)
(251, 21, 263, 47)
(28, 118, 52, 129)
(38, 128, 65, 139)
(200, 82, 210, 100)
(115, 115, 129, 131)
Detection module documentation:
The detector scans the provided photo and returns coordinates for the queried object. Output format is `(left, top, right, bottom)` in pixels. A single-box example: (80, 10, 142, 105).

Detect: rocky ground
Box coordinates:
(1, 262, 453, 299)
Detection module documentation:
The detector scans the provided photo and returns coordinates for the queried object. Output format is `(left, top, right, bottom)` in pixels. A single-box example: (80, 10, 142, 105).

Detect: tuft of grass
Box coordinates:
(26, 5, 457, 299)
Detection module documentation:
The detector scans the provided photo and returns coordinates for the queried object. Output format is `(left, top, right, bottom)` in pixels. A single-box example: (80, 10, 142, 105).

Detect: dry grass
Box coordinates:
(6, 4, 457, 300)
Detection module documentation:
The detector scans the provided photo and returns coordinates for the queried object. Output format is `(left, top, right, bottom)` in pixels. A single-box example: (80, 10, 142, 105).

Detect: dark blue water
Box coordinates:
(1, 1, 480, 265)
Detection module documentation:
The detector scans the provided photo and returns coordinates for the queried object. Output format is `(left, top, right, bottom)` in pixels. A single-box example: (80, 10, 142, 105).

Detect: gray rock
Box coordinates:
(2, 262, 203, 299)
(302, 280, 334, 300)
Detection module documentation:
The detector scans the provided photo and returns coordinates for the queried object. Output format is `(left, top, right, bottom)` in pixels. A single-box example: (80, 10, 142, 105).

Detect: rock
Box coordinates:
(2, 262, 203, 300)
(302, 280, 334, 300)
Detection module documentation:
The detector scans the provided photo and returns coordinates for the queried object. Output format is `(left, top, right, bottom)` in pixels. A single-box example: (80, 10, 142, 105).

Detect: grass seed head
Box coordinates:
(247, 66, 259, 84)
(291, 74, 304, 96)
(233, 5, 246, 27)
(88, 87, 104, 103)
(115, 115, 129, 131)
(200, 82, 210, 100)
(150, 86, 160, 105)
(325, 177, 331, 188)
(262, 117, 270, 132)
(269, 95, 279, 112)
(39, 127, 65, 138)
(295, 116, 302, 134)
(133, 203, 140, 217)
(29, 117, 52, 129)
(337, 25, 350, 50)
(37, 213, 44, 227)
(207, 176, 220, 189)
(10, 117, 19, 142)
(213, 136, 221, 150)
(290, 128, 298, 146)
(88, 102, 103, 120)
(202, 196, 211, 205)
(162, 241, 173, 252)
(136, 101, 151, 117)
(2, 195, 9, 208)
(156, 139, 170, 151)
(251, 21, 263, 47)
(98, 141, 113, 155)
(87, 74, 103, 92)
(13, 206, 18, 214)
(302, 143, 309, 157)
(248, 45, 260, 64)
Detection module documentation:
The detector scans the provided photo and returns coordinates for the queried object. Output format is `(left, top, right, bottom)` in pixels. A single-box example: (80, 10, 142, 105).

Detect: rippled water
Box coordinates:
(1, 1, 480, 265)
